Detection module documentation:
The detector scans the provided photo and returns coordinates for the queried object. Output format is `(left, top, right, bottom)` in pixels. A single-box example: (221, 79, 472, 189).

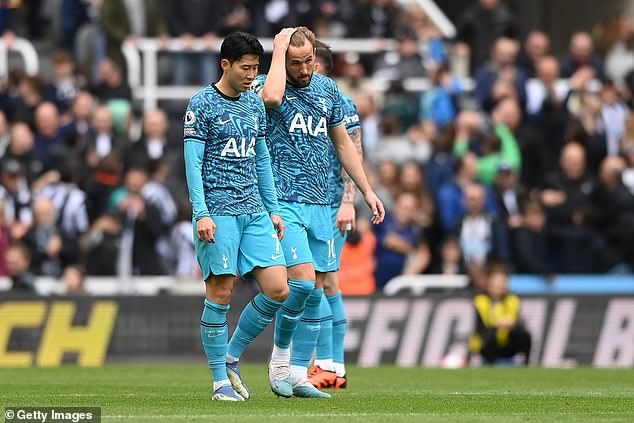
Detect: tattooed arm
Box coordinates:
(341, 127, 363, 204)
(336, 127, 363, 234)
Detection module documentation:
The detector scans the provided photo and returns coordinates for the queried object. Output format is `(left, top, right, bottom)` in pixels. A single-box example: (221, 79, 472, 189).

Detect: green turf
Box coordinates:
(1, 365, 634, 422)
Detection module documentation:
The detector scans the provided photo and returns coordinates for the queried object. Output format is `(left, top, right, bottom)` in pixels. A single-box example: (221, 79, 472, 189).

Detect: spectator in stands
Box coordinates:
(425, 123, 457, 201)
(125, 109, 178, 174)
(430, 236, 465, 275)
(373, 27, 426, 80)
(88, 58, 132, 102)
(99, 0, 168, 68)
(456, 0, 519, 73)
(437, 152, 497, 233)
(33, 102, 67, 170)
(85, 152, 122, 222)
(35, 160, 90, 239)
(354, 93, 381, 151)
(404, 5, 446, 63)
(454, 101, 522, 185)
(9, 75, 44, 129)
(418, 62, 462, 129)
(4, 122, 43, 184)
(43, 51, 85, 116)
(374, 192, 430, 290)
(0, 159, 32, 239)
(220, 1, 252, 35)
(597, 81, 629, 157)
(84, 105, 128, 169)
(62, 90, 96, 157)
(517, 30, 551, 79)
(83, 213, 121, 275)
(371, 159, 399, 214)
(560, 31, 605, 80)
(348, 0, 400, 39)
(474, 37, 527, 112)
(339, 218, 377, 296)
(6, 242, 36, 293)
(511, 200, 551, 276)
(109, 167, 166, 276)
(493, 162, 526, 230)
(23, 197, 78, 277)
(63, 264, 86, 295)
(397, 161, 435, 229)
(594, 14, 634, 86)
(541, 143, 600, 273)
(164, 0, 219, 86)
(469, 267, 531, 365)
(458, 183, 509, 290)
(592, 156, 634, 272)
(525, 56, 570, 121)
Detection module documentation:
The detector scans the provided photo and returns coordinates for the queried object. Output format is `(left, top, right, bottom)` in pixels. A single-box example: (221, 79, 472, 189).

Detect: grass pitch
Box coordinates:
(1, 365, 634, 422)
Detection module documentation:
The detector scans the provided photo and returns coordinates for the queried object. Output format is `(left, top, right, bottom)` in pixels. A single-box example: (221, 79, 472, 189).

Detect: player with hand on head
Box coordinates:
(245, 26, 384, 398)
(183, 32, 289, 402)
(307, 39, 361, 390)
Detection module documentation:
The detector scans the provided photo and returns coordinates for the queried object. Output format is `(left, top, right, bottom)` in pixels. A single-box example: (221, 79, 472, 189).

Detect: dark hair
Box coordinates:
(314, 39, 333, 75)
(220, 32, 264, 64)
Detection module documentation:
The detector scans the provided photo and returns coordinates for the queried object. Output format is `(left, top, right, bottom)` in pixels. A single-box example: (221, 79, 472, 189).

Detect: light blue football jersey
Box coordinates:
(251, 72, 343, 205)
(327, 92, 361, 207)
(183, 84, 268, 216)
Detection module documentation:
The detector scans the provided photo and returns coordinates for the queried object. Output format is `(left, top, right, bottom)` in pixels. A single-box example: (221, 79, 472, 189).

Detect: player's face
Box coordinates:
(223, 54, 260, 93)
(286, 42, 314, 87)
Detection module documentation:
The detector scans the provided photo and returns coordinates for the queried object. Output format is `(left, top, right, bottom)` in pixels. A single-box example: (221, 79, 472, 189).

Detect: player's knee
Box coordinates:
(265, 283, 289, 302)
(206, 284, 233, 305)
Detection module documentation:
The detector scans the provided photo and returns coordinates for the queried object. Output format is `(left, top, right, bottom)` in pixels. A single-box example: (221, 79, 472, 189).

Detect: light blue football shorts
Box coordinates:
(194, 212, 286, 281)
(331, 205, 348, 271)
(278, 200, 336, 273)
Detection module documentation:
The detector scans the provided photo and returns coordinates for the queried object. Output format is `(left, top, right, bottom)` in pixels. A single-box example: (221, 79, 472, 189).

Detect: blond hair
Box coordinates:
(290, 27, 316, 48)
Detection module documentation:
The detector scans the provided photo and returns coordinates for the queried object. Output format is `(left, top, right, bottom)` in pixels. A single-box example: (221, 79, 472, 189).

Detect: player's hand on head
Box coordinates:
(364, 191, 385, 225)
(274, 27, 296, 51)
(336, 202, 356, 235)
(197, 216, 216, 243)
(271, 214, 285, 240)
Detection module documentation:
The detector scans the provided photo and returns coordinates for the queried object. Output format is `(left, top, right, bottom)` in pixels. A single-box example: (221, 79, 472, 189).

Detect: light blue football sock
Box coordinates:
(274, 279, 314, 349)
(328, 292, 347, 365)
(227, 292, 283, 360)
(290, 287, 323, 367)
(201, 299, 229, 383)
(315, 293, 333, 360)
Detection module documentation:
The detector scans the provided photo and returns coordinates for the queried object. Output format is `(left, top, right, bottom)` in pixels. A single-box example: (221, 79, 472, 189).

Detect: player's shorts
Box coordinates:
(278, 200, 336, 273)
(194, 212, 286, 281)
(330, 205, 348, 271)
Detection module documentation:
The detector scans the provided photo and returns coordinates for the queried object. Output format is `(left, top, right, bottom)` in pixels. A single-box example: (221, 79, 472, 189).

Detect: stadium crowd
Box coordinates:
(2, 0, 634, 294)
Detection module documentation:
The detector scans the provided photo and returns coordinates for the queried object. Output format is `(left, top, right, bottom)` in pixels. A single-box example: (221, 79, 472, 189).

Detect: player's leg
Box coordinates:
(288, 203, 336, 397)
(270, 201, 320, 397)
(226, 214, 289, 399)
(325, 271, 348, 388)
(311, 205, 347, 388)
(195, 215, 243, 401)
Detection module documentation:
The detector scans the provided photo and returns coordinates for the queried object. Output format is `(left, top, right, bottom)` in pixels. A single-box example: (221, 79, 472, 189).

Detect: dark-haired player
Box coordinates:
(183, 32, 289, 401)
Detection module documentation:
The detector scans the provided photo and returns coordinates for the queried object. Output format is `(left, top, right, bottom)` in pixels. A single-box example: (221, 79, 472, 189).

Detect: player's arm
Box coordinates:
(329, 123, 384, 224)
(254, 136, 285, 240)
(336, 126, 363, 234)
(259, 28, 295, 108)
(184, 139, 215, 242)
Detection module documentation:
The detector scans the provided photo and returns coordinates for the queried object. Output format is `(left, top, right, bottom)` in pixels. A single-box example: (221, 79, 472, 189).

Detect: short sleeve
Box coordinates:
(328, 80, 344, 127)
(250, 74, 267, 95)
(256, 95, 267, 138)
(183, 96, 210, 144)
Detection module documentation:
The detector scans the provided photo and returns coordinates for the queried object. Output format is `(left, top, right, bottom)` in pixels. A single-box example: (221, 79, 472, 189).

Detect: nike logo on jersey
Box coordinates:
(271, 253, 284, 260)
(218, 118, 231, 125)
(286, 95, 297, 100)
